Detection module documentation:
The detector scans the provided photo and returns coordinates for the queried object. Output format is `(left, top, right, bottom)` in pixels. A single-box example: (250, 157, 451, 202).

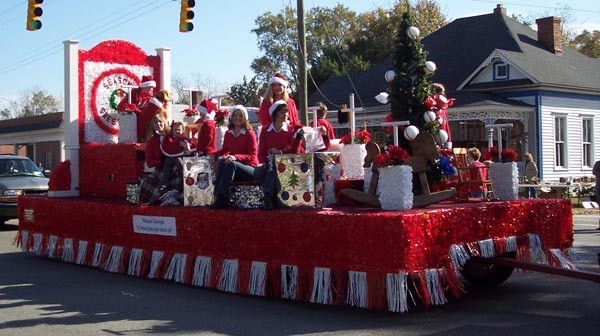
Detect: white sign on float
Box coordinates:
(133, 215, 177, 236)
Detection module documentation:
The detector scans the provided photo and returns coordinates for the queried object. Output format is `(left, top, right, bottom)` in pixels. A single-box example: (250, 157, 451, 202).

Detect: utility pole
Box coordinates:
(297, 0, 308, 125)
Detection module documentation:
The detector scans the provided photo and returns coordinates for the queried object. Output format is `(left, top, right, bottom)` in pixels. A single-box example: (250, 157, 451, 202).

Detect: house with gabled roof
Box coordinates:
(309, 4, 600, 181)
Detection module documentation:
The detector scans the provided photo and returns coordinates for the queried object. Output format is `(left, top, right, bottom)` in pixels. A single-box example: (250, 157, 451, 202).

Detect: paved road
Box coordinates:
(0, 216, 599, 336)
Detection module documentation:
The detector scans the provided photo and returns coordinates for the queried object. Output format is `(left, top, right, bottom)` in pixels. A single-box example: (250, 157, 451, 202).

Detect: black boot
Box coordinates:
(211, 195, 229, 209)
(262, 194, 274, 210)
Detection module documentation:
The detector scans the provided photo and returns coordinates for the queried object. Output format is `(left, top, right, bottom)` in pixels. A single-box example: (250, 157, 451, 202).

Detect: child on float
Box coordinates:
(309, 101, 334, 152)
(254, 100, 305, 209)
(467, 147, 488, 198)
(257, 73, 301, 128)
(195, 98, 217, 156)
(159, 121, 193, 191)
(432, 83, 455, 148)
(211, 105, 259, 209)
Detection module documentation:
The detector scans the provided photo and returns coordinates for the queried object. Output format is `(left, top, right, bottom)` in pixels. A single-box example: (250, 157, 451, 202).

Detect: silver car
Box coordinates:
(0, 155, 49, 224)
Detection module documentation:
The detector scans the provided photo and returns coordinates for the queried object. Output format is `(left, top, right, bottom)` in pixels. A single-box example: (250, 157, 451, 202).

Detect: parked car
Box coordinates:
(0, 155, 50, 224)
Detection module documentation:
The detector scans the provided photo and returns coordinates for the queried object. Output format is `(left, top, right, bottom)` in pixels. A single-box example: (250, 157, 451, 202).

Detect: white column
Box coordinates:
(156, 47, 172, 120)
(51, 40, 80, 197)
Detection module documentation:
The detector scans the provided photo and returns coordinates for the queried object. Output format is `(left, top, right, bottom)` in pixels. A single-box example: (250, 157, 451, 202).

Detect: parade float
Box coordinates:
(15, 16, 587, 313)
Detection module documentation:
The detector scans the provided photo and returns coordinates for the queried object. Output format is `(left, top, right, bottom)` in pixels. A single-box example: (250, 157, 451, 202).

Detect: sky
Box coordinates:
(0, 0, 598, 110)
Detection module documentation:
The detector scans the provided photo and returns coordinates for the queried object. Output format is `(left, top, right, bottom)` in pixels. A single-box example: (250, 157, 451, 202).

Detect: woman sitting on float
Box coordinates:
(211, 105, 259, 209)
(139, 113, 183, 205)
(254, 100, 304, 210)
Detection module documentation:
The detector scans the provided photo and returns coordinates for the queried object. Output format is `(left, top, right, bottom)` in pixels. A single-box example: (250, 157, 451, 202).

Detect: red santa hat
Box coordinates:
(140, 75, 156, 88)
(231, 105, 248, 120)
(269, 100, 288, 119)
(197, 99, 217, 120)
(268, 73, 288, 87)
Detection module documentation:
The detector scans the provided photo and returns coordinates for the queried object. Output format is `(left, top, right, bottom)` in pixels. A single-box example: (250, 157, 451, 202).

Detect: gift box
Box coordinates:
(229, 183, 264, 209)
(125, 182, 140, 204)
(274, 153, 329, 209)
(315, 152, 340, 206)
(183, 156, 215, 206)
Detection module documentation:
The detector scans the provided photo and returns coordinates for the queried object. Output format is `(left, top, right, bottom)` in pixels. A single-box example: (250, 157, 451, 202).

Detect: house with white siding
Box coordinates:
(309, 5, 600, 181)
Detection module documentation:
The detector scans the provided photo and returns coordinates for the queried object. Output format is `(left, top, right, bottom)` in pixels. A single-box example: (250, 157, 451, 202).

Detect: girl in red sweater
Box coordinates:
(254, 100, 304, 209)
(257, 73, 301, 128)
(195, 99, 217, 155)
(211, 105, 259, 208)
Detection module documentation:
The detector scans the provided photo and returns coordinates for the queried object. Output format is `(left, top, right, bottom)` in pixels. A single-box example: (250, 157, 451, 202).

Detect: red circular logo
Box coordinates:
(90, 68, 139, 135)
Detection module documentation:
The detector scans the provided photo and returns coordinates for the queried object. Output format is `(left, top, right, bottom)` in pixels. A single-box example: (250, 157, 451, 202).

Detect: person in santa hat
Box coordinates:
(211, 105, 259, 208)
(254, 100, 305, 209)
(195, 98, 217, 156)
(257, 73, 301, 128)
(140, 90, 172, 142)
(117, 75, 156, 112)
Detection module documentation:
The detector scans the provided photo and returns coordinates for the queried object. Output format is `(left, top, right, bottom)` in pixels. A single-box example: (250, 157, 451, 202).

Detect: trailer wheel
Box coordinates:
(461, 253, 515, 286)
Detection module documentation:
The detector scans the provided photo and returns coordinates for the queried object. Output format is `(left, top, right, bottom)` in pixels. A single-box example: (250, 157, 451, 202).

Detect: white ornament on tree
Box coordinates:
(407, 26, 420, 40)
(424, 61, 437, 74)
(423, 110, 437, 123)
(434, 129, 448, 146)
(404, 125, 420, 141)
(384, 70, 396, 83)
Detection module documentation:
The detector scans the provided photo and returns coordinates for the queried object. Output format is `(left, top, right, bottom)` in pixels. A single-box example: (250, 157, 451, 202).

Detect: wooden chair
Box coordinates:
(454, 148, 497, 201)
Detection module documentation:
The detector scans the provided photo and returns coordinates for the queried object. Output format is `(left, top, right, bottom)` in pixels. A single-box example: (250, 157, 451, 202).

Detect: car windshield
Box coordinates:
(0, 158, 44, 177)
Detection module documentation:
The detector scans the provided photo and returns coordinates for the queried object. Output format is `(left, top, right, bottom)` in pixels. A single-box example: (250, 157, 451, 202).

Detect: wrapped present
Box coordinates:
(183, 157, 215, 206)
(229, 183, 264, 209)
(125, 182, 140, 204)
(315, 152, 341, 206)
(274, 153, 324, 209)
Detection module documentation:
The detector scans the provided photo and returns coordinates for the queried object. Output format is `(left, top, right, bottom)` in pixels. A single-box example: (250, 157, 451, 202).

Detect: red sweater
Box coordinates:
(214, 129, 259, 167)
(197, 120, 216, 155)
(160, 134, 190, 157)
(468, 161, 488, 192)
(145, 135, 163, 168)
(257, 98, 301, 128)
(257, 124, 304, 164)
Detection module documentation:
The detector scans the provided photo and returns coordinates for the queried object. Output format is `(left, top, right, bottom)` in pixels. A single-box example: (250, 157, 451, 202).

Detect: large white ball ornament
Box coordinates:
(435, 129, 448, 145)
(384, 70, 396, 83)
(407, 26, 420, 40)
(404, 125, 420, 141)
(424, 61, 437, 74)
(423, 110, 437, 123)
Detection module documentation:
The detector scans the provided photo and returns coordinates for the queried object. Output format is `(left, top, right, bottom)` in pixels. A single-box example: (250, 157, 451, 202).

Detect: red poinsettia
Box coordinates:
(482, 146, 499, 162)
(120, 103, 141, 114)
(501, 148, 518, 162)
(182, 107, 198, 117)
(340, 129, 371, 145)
(215, 109, 229, 127)
(374, 145, 408, 167)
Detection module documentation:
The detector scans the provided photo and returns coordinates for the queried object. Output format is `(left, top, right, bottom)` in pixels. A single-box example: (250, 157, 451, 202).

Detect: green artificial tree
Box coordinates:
(387, 11, 438, 150)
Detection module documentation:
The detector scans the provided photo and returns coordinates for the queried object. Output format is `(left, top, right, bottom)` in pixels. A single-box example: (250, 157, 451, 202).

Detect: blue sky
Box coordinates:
(0, 0, 598, 110)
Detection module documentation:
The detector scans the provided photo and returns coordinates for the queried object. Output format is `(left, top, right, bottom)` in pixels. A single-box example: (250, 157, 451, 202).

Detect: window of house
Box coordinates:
(582, 118, 592, 167)
(493, 61, 509, 80)
(555, 116, 567, 167)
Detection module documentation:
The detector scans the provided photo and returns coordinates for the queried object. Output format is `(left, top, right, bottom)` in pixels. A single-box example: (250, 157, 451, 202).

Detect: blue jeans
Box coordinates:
(214, 158, 255, 198)
(253, 163, 280, 197)
(526, 187, 538, 198)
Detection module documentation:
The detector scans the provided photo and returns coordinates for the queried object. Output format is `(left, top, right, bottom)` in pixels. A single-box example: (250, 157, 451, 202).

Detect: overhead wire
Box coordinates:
(0, 0, 169, 77)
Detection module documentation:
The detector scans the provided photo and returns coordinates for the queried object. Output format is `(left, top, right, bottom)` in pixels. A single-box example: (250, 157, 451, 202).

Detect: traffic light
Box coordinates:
(179, 0, 195, 32)
(26, 0, 44, 31)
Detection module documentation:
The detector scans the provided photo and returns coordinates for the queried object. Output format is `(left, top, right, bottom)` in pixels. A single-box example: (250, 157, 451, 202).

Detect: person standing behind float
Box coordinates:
(467, 147, 487, 198)
(254, 100, 304, 209)
(139, 114, 180, 205)
(593, 159, 600, 229)
(140, 90, 171, 142)
(117, 75, 156, 111)
(211, 105, 259, 209)
(524, 153, 539, 198)
(257, 73, 301, 128)
(195, 99, 217, 156)
(310, 101, 334, 152)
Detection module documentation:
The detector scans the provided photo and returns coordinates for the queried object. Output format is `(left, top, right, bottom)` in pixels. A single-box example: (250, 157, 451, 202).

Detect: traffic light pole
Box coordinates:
(297, 0, 308, 126)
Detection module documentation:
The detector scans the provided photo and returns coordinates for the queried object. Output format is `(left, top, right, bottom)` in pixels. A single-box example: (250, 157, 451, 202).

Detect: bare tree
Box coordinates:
(5, 88, 61, 119)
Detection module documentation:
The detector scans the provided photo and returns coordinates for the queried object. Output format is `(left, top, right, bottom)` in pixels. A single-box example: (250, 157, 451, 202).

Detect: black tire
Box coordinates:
(461, 253, 515, 286)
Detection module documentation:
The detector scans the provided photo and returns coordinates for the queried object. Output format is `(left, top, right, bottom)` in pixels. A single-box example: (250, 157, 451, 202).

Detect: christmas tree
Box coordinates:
(386, 12, 439, 150)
